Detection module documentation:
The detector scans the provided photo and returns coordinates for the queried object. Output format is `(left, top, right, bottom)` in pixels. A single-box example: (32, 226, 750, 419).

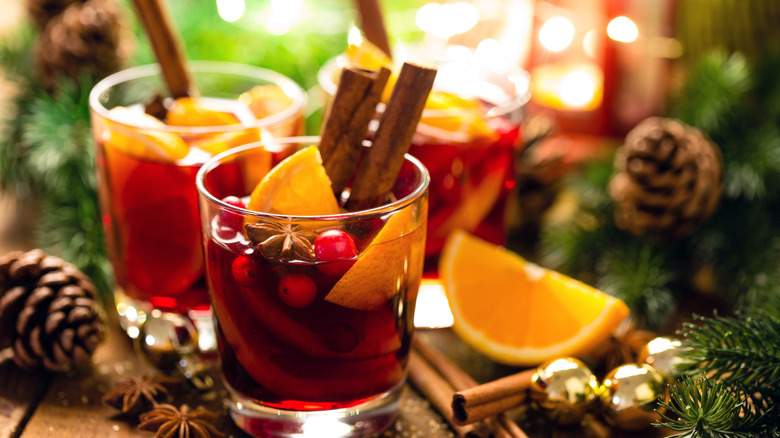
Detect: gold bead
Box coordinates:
(637, 336, 686, 378)
(600, 363, 669, 431)
(530, 357, 599, 425)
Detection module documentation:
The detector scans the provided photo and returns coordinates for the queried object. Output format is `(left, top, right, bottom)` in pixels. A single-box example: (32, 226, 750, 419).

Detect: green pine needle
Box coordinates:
(656, 376, 765, 438)
(677, 313, 780, 391)
(669, 50, 751, 135)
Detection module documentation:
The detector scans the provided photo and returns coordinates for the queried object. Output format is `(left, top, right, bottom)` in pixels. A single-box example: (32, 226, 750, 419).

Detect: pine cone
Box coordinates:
(0, 249, 105, 372)
(609, 117, 723, 239)
(34, 0, 131, 91)
(27, 0, 78, 29)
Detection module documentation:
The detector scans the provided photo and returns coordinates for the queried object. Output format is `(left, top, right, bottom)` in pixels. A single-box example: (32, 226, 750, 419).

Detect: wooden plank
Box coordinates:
(18, 320, 453, 437)
(0, 350, 52, 438)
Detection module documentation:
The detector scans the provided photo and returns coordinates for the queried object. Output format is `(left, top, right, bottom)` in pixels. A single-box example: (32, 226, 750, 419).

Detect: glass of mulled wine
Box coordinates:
(318, 44, 530, 274)
(89, 61, 306, 340)
(196, 137, 428, 437)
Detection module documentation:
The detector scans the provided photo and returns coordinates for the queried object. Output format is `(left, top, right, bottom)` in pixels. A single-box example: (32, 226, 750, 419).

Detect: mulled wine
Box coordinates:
(89, 62, 305, 330)
(196, 138, 429, 436)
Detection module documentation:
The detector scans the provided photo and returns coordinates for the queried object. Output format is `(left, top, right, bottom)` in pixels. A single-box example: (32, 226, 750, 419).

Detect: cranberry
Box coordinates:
(220, 195, 245, 229)
(325, 322, 359, 353)
(231, 255, 262, 287)
(278, 274, 317, 308)
(314, 230, 358, 276)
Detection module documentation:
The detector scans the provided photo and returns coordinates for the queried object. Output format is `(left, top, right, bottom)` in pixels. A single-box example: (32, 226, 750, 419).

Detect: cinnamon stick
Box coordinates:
(408, 352, 486, 437)
(131, 0, 192, 98)
(354, 0, 392, 58)
(319, 66, 390, 197)
(346, 62, 436, 211)
(412, 338, 529, 438)
(452, 369, 535, 426)
(454, 369, 535, 407)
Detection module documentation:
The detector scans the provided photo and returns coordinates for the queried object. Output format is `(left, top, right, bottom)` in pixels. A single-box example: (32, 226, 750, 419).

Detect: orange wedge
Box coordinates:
(239, 85, 294, 119)
(325, 202, 426, 311)
(246, 145, 340, 216)
(343, 37, 397, 103)
(164, 97, 240, 127)
(419, 91, 495, 141)
(103, 107, 189, 162)
(439, 231, 630, 366)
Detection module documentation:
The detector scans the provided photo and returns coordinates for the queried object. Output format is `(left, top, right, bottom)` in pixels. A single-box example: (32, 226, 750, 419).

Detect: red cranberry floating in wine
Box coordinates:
(314, 229, 358, 276)
(231, 255, 262, 287)
(278, 273, 317, 308)
(220, 195, 246, 229)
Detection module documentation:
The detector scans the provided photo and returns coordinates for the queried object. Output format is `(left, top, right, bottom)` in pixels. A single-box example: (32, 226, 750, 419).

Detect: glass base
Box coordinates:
(113, 287, 217, 353)
(227, 382, 402, 437)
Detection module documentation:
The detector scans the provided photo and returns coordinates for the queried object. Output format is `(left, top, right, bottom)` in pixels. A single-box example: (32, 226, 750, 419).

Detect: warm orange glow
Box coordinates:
(531, 63, 603, 111)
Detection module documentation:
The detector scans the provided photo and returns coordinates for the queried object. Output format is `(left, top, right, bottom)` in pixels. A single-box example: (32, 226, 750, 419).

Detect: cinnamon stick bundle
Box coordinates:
(411, 338, 529, 438)
(131, 0, 192, 98)
(452, 369, 535, 426)
(319, 66, 390, 197)
(346, 62, 436, 211)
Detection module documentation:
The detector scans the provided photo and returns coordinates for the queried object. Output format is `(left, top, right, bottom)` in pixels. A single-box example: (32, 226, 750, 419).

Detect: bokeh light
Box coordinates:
(607, 16, 638, 43)
(539, 16, 575, 52)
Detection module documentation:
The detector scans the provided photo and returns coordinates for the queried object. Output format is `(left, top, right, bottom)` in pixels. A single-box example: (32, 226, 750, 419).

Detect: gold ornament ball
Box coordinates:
(638, 337, 686, 378)
(530, 357, 599, 426)
(600, 363, 669, 431)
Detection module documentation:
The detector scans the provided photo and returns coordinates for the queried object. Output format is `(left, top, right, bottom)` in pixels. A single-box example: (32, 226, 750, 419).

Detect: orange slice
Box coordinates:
(246, 145, 340, 216)
(325, 203, 426, 311)
(439, 231, 630, 366)
(343, 37, 397, 103)
(239, 85, 294, 119)
(164, 97, 240, 126)
(103, 107, 188, 161)
(419, 91, 495, 141)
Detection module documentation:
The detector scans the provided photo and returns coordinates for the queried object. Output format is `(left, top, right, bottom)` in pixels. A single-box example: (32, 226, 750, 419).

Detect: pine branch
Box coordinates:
(656, 376, 768, 438)
(677, 313, 780, 392)
(669, 50, 751, 135)
(596, 240, 679, 330)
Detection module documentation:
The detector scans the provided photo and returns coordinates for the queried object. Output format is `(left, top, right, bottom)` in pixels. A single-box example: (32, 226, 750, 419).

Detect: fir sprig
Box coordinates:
(656, 376, 764, 438)
(656, 313, 780, 437)
(676, 313, 780, 390)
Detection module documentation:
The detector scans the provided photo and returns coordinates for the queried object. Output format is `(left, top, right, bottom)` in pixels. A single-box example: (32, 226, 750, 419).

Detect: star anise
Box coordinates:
(245, 221, 317, 262)
(139, 404, 225, 438)
(101, 374, 180, 417)
(590, 324, 656, 373)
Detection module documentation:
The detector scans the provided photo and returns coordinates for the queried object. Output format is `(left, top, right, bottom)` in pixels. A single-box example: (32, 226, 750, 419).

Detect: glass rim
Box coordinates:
(317, 54, 531, 120)
(88, 60, 307, 135)
(196, 135, 431, 221)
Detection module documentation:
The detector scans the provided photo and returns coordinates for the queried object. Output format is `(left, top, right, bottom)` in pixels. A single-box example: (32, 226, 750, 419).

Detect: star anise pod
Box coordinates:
(590, 324, 656, 373)
(139, 404, 225, 438)
(245, 221, 317, 262)
(101, 374, 180, 417)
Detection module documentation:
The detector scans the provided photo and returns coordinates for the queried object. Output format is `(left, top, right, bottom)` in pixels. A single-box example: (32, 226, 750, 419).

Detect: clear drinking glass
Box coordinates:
(196, 136, 428, 437)
(89, 61, 306, 340)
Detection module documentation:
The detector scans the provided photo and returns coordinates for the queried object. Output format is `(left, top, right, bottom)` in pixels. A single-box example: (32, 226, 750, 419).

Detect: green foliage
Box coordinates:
(657, 377, 766, 438)
(655, 313, 780, 437)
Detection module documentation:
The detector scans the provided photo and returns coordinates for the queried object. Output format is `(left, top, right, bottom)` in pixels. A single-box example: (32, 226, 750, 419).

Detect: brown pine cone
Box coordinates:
(34, 0, 132, 91)
(0, 249, 105, 372)
(27, 0, 78, 29)
(609, 117, 723, 239)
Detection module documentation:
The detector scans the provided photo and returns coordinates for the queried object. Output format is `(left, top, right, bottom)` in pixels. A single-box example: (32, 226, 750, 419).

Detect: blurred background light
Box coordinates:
(416, 2, 480, 39)
(539, 16, 575, 52)
(607, 16, 638, 43)
(216, 0, 245, 22)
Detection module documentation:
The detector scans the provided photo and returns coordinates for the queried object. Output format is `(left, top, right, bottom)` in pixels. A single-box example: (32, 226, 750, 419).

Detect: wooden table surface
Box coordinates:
(0, 315, 672, 438)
